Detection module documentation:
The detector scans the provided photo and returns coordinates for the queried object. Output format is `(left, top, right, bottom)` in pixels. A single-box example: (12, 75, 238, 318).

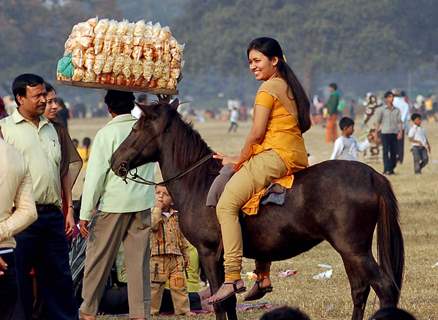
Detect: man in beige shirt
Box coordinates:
(0, 74, 77, 320)
(0, 135, 37, 320)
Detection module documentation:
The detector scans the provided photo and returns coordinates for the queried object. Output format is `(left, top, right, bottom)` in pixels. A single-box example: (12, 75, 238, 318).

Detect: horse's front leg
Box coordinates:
(199, 252, 237, 320)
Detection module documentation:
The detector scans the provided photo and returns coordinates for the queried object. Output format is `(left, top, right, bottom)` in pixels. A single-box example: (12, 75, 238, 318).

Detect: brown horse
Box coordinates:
(111, 100, 404, 320)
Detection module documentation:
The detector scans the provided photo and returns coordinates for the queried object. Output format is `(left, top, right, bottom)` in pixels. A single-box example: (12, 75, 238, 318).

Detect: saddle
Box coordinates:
(206, 164, 287, 215)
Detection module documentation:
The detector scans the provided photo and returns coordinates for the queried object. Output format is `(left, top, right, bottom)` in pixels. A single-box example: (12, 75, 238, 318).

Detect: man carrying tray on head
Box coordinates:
(78, 90, 155, 320)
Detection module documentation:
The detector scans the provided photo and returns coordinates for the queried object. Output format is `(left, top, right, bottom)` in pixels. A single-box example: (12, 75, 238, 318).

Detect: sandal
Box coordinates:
(207, 279, 246, 305)
(243, 280, 273, 301)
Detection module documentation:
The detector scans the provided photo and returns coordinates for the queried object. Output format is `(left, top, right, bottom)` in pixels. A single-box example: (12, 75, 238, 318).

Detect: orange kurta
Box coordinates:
(240, 78, 308, 214)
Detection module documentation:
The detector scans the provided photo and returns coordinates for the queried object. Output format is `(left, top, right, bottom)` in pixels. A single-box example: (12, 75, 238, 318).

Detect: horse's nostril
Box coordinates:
(118, 162, 129, 177)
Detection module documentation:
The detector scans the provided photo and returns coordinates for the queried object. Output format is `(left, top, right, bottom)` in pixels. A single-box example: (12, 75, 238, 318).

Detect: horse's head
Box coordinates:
(111, 98, 179, 178)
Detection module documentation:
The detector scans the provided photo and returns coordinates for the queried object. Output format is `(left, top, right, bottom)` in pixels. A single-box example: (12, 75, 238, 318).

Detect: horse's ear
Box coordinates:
(170, 98, 179, 110)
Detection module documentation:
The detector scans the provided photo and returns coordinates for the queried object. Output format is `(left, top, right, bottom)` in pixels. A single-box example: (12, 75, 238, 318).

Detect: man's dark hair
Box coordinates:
(137, 93, 148, 105)
(12, 74, 45, 106)
(369, 307, 416, 320)
(384, 91, 394, 99)
(400, 90, 406, 97)
(411, 113, 421, 121)
(260, 306, 310, 320)
(339, 116, 355, 130)
(45, 82, 56, 94)
(104, 90, 135, 115)
(329, 83, 338, 91)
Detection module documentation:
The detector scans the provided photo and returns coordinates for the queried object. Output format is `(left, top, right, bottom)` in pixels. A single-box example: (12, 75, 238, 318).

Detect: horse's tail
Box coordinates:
(374, 173, 405, 304)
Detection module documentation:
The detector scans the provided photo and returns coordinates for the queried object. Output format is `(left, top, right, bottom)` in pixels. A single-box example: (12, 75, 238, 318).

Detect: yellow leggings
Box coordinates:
(216, 150, 287, 281)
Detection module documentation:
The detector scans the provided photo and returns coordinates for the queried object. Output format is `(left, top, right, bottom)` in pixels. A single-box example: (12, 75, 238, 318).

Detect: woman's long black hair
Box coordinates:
(247, 37, 311, 133)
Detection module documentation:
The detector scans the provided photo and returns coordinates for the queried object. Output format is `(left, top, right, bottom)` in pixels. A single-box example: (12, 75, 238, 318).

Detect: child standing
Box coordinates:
(408, 113, 431, 174)
(330, 117, 370, 161)
(150, 185, 192, 316)
(228, 107, 239, 133)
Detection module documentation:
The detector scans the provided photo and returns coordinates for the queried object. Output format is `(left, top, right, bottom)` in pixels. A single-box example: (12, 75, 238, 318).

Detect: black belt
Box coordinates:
(36, 204, 60, 212)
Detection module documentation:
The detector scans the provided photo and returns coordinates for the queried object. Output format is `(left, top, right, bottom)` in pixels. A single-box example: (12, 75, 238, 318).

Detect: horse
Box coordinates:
(110, 99, 404, 320)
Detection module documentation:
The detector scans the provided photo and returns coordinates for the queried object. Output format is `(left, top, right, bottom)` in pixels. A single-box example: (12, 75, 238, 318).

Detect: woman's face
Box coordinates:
(44, 91, 58, 120)
(248, 49, 278, 81)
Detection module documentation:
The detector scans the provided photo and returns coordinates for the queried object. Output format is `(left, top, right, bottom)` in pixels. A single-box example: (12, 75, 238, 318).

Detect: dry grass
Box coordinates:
(69, 117, 438, 320)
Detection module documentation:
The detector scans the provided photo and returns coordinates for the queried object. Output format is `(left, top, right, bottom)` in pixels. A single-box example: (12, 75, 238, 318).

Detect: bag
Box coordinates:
(337, 99, 346, 112)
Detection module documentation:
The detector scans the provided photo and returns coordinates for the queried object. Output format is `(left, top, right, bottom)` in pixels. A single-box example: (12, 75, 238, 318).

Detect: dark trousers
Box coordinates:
(396, 130, 405, 163)
(381, 133, 398, 173)
(228, 121, 238, 133)
(412, 146, 429, 174)
(14, 209, 77, 320)
(0, 251, 18, 320)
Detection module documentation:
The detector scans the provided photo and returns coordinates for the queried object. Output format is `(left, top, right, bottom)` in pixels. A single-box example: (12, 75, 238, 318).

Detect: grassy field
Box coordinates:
(70, 117, 438, 320)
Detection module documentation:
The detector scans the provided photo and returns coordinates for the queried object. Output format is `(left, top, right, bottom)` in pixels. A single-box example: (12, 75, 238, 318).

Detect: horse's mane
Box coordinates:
(165, 107, 222, 188)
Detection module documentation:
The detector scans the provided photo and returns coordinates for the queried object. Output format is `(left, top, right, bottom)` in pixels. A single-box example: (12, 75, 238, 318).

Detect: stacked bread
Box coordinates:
(57, 17, 183, 91)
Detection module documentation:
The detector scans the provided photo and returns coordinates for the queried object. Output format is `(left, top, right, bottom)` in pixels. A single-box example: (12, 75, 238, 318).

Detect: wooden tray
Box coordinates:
(57, 79, 178, 95)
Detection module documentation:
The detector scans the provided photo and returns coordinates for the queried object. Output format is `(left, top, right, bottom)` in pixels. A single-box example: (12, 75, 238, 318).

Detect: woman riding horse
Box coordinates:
(208, 37, 311, 304)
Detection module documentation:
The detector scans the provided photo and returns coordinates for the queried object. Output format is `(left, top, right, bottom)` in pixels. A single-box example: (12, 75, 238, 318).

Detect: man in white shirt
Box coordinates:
(393, 89, 410, 164)
(408, 113, 431, 174)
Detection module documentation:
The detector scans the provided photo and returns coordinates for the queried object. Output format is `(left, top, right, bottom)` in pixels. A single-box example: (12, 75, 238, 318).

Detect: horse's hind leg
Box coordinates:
(342, 253, 398, 320)
(342, 255, 372, 320)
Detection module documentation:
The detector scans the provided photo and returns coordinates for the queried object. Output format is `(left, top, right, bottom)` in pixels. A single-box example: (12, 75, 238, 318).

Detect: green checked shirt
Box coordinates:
(79, 114, 155, 221)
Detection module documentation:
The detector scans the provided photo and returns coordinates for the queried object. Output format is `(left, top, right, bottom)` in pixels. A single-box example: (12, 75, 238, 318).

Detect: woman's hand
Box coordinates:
(213, 153, 239, 165)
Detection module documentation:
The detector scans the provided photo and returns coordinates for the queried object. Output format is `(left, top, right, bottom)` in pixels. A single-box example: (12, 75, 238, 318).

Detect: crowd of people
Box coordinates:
(0, 39, 432, 319)
(314, 83, 433, 175)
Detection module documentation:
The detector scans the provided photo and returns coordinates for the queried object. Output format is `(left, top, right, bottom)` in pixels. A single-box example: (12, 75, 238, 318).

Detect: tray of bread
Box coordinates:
(56, 17, 183, 94)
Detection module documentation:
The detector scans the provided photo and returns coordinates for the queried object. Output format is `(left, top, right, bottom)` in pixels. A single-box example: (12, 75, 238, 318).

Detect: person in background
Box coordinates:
(55, 97, 70, 129)
(77, 137, 92, 169)
(374, 91, 403, 175)
(0, 134, 38, 320)
(348, 99, 357, 120)
(0, 73, 77, 319)
(79, 90, 155, 320)
(363, 94, 382, 127)
(3, 96, 18, 116)
(228, 106, 239, 133)
(408, 113, 431, 174)
(150, 185, 193, 316)
(44, 82, 82, 234)
(260, 306, 311, 320)
(324, 83, 340, 143)
(330, 117, 369, 161)
(393, 89, 410, 164)
(424, 95, 434, 122)
(0, 97, 7, 119)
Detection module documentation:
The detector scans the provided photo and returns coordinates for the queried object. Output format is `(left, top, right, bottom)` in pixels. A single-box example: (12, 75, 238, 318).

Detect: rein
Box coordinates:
(122, 153, 213, 186)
